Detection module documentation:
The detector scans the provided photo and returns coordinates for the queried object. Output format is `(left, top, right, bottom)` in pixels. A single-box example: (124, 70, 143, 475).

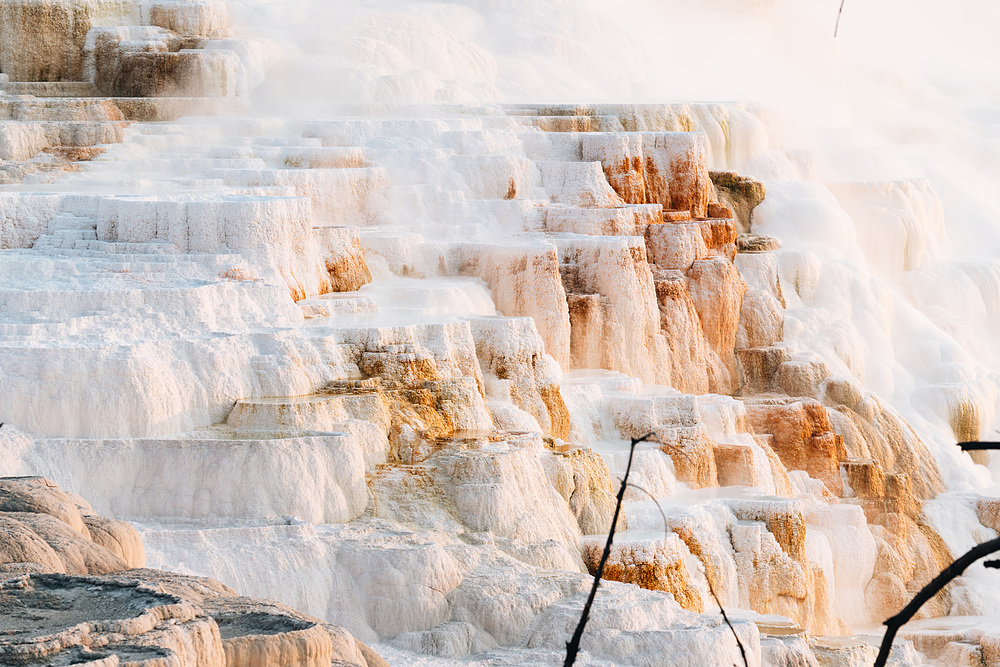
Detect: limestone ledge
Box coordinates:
(0, 475, 385, 667)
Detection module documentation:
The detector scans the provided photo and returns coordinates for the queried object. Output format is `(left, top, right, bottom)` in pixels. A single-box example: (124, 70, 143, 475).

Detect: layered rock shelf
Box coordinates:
(0, 476, 384, 667)
(2, 1, 1000, 666)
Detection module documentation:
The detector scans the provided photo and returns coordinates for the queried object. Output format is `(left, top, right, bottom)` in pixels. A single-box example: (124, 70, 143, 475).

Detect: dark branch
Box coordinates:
(874, 537, 1000, 667)
(564, 432, 657, 667)
(601, 473, 748, 667)
(704, 571, 748, 667)
(834, 0, 847, 37)
(958, 441, 1000, 451)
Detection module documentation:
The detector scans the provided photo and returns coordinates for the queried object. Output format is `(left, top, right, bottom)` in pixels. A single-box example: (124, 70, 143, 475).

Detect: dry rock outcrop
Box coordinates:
(0, 476, 141, 575)
(0, 476, 386, 667)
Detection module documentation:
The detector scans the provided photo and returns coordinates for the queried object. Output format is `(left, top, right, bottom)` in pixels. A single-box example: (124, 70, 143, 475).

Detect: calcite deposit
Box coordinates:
(2, 1, 1000, 666)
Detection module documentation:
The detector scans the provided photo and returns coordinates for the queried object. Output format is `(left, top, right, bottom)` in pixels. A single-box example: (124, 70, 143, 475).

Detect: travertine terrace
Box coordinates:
(2, 1, 1000, 666)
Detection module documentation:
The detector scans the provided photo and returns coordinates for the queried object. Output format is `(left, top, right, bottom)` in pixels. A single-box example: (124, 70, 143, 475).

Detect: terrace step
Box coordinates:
(0, 82, 100, 97)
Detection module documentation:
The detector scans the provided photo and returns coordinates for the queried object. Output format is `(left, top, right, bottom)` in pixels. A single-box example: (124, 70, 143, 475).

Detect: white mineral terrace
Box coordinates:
(2, 1, 1000, 666)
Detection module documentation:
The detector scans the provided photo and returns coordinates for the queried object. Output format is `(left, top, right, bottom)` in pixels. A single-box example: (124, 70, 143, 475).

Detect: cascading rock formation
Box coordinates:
(2, 0, 1000, 665)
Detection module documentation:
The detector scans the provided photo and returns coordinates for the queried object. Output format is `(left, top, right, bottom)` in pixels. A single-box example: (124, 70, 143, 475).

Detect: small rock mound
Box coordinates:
(0, 571, 388, 667)
(0, 477, 388, 667)
(0, 476, 142, 575)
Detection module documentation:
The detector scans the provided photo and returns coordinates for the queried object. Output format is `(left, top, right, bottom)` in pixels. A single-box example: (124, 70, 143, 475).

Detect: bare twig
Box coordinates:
(704, 571, 748, 667)
(834, 0, 847, 37)
(874, 536, 1000, 667)
(659, 441, 693, 464)
(958, 441, 1000, 451)
(612, 478, 749, 667)
(873, 438, 1000, 664)
(563, 432, 657, 667)
(619, 481, 668, 528)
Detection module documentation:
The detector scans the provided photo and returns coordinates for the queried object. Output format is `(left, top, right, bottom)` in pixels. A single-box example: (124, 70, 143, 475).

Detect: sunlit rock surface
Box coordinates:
(0, 475, 142, 574)
(0, 476, 385, 667)
(2, 0, 1000, 665)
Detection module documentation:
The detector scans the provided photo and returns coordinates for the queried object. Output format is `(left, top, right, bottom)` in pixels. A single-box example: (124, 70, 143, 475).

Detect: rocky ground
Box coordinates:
(0, 475, 386, 666)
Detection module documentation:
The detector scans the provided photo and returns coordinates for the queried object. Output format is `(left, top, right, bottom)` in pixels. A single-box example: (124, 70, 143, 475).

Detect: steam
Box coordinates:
(229, 0, 1000, 480)
(3, 0, 994, 497)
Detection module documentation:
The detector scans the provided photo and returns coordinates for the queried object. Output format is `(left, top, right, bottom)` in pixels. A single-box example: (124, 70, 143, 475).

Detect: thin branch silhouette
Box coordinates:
(567, 437, 746, 667)
(564, 432, 657, 667)
(622, 480, 747, 667)
(873, 439, 1000, 665)
(958, 441, 1000, 451)
(704, 571, 746, 667)
(874, 536, 1000, 667)
(834, 0, 847, 37)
